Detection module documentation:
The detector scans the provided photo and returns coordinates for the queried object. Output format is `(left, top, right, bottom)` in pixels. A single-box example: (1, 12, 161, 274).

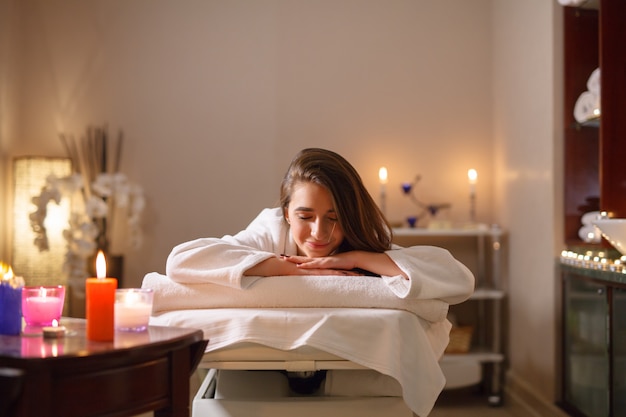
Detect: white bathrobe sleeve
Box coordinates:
(383, 246, 475, 304)
(166, 208, 294, 288)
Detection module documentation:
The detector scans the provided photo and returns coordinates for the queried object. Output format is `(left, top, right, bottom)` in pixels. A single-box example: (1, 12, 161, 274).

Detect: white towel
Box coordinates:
(587, 67, 600, 96)
(142, 272, 449, 323)
(558, 0, 589, 5)
(574, 90, 600, 123)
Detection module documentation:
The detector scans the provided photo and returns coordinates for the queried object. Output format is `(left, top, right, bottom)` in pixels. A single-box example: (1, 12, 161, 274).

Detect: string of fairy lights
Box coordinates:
(560, 250, 626, 274)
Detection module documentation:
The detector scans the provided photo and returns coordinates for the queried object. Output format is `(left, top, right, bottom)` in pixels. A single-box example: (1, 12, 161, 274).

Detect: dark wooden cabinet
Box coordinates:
(561, 2, 626, 415)
(563, 0, 626, 246)
(563, 6, 599, 246)
(597, 1, 626, 219)
(560, 266, 626, 417)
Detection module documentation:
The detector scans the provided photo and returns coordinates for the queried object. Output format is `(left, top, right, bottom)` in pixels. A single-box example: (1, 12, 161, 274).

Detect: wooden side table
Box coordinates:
(0, 318, 207, 417)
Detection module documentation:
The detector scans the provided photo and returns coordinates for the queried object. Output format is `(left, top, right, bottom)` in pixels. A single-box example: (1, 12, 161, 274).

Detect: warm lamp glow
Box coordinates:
(12, 157, 71, 285)
(379, 167, 388, 184)
(96, 251, 107, 279)
(467, 168, 478, 184)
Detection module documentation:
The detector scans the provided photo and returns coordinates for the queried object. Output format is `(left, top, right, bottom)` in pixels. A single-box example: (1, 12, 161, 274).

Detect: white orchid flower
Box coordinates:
(85, 196, 109, 218)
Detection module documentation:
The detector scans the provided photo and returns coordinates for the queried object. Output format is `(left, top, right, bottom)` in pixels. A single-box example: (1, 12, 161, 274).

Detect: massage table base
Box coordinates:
(149, 308, 447, 416)
(193, 369, 415, 417)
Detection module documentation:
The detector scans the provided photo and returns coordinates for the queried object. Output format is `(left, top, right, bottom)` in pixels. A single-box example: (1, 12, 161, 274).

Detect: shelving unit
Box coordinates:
(392, 224, 506, 406)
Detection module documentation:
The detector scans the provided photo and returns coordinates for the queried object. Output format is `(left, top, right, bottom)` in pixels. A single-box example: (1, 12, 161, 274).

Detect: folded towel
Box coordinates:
(558, 0, 589, 5)
(142, 272, 449, 323)
(574, 90, 599, 123)
(587, 67, 600, 96)
(578, 225, 601, 243)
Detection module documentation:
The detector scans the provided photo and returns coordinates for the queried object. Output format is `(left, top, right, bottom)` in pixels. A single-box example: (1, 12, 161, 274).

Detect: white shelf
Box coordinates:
(393, 226, 507, 399)
(442, 351, 505, 364)
(392, 225, 503, 238)
(471, 288, 505, 300)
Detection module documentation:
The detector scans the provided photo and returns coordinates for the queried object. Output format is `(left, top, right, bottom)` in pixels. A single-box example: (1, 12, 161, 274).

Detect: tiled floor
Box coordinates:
(430, 388, 518, 417)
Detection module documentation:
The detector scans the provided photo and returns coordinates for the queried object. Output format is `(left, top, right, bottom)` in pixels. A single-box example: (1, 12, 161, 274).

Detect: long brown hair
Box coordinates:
(279, 148, 392, 253)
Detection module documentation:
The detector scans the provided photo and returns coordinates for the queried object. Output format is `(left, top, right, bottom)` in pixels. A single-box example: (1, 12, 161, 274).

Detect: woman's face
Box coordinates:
(285, 181, 344, 257)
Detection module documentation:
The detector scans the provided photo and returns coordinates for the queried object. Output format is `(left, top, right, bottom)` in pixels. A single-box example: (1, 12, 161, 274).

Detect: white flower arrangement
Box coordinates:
(29, 125, 145, 280)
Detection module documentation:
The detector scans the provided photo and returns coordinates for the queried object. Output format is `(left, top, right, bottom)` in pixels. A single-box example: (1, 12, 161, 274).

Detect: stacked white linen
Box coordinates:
(142, 272, 449, 323)
(574, 68, 601, 124)
(578, 211, 603, 243)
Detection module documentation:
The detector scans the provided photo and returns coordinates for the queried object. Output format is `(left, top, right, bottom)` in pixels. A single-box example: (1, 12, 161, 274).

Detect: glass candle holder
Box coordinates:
(114, 288, 154, 332)
(21, 285, 65, 327)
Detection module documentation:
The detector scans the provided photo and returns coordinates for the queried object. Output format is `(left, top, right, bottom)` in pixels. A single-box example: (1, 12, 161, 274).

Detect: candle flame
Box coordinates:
(1, 262, 10, 278)
(96, 250, 107, 279)
(52, 319, 59, 327)
(3, 266, 14, 280)
(378, 167, 388, 184)
(467, 168, 478, 184)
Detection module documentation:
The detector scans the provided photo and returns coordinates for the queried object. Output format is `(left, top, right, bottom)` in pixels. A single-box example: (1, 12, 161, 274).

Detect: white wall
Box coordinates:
(4, 0, 494, 283)
(0, 0, 566, 411)
(492, 0, 564, 409)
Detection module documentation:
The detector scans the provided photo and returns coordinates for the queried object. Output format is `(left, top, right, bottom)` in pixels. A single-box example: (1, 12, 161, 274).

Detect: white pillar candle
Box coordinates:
(379, 167, 388, 216)
(467, 168, 477, 223)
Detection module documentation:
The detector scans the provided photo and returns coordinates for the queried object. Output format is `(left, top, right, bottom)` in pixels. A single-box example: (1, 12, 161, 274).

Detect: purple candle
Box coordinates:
(0, 267, 24, 335)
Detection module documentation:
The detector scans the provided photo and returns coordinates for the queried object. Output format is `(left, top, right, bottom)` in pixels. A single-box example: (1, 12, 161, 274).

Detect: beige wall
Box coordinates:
(492, 0, 564, 411)
(0, 0, 566, 412)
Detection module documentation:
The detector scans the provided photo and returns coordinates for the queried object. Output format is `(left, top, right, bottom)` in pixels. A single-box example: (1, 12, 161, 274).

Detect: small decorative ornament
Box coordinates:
(401, 175, 451, 228)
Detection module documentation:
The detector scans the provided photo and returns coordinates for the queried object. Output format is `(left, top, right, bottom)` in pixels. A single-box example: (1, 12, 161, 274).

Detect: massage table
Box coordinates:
(143, 272, 460, 417)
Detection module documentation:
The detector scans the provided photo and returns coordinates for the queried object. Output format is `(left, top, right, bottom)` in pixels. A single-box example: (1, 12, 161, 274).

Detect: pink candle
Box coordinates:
(22, 285, 66, 327)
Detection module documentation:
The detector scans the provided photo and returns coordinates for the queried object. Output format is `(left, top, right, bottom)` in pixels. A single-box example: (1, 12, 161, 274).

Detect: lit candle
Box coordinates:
(114, 289, 154, 332)
(86, 251, 117, 341)
(43, 319, 67, 339)
(467, 169, 477, 223)
(21, 285, 65, 327)
(0, 266, 24, 336)
(467, 168, 477, 196)
(379, 167, 388, 216)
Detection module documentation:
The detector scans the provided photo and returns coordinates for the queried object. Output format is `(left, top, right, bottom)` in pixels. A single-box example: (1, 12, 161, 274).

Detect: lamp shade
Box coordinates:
(12, 157, 71, 285)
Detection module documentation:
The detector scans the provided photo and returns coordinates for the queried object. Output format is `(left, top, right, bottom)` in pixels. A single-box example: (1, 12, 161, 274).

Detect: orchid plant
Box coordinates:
(29, 125, 145, 281)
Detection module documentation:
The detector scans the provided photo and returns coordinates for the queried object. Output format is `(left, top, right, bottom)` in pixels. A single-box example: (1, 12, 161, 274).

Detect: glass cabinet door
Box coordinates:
(613, 287, 626, 415)
(563, 273, 609, 417)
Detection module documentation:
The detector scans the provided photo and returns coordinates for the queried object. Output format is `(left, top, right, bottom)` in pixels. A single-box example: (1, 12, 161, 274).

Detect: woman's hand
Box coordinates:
(287, 251, 408, 279)
(282, 253, 356, 271)
(244, 255, 360, 276)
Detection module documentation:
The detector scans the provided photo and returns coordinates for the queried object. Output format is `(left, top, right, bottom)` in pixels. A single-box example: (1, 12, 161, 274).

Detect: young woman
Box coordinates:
(165, 147, 474, 395)
(166, 148, 473, 304)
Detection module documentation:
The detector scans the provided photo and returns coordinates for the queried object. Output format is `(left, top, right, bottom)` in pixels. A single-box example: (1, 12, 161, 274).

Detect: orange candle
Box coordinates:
(86, 251, 117, 341)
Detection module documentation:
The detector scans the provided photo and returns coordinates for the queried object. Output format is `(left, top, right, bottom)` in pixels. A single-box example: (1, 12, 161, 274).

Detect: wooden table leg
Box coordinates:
(0, 368, 25, 417)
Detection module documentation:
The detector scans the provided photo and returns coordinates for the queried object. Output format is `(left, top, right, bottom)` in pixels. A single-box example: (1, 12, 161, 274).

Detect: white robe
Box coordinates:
(160, 208, 476, 416)
(165, 207, 474, 304)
